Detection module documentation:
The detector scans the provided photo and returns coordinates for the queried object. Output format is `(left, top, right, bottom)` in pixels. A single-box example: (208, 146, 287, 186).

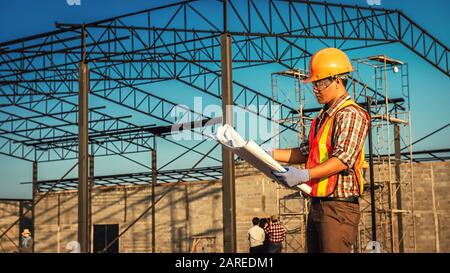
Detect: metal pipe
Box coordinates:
(366, 97, 377, 244)
(223, 0, 228, 33)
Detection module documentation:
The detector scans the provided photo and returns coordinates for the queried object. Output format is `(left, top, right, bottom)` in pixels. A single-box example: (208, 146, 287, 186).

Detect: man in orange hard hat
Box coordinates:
(272, 48, 370, 253)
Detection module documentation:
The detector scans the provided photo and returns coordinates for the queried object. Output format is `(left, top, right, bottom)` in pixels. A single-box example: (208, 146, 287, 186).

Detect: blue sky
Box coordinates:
(0, 0, 449, 199)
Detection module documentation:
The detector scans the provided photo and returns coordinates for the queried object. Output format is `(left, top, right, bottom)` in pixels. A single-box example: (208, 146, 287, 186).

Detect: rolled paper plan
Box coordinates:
(213, 124, 312, 194)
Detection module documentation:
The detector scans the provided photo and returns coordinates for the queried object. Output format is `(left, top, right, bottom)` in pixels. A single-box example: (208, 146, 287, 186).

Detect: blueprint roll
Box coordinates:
(214, 124, 312, 195)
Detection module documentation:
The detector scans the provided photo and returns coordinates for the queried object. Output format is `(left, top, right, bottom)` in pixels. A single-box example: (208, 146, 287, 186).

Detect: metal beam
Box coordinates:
(394, 123, 404, 252)
(151, 136, 157, 253)
(30, 165, 223, 190)
(221, 31, 236, 253)
(32, 161, 37, 253)
(366, 97, 377, 245)
(89, 154, 94, 253)
(77, 60, 89, 253)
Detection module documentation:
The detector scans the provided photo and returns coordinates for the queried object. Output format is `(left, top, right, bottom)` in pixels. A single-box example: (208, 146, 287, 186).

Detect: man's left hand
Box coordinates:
(272, 166, 310, 188)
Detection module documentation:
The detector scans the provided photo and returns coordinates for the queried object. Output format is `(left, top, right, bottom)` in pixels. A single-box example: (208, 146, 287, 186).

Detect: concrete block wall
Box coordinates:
(358, 161, 450, 253)
(412, 162, 450, 252)
(29, 182, 225, 253)
(24, 162, 282, 253)
(1, 161, 449, 253)
(0, 201, 21, 252)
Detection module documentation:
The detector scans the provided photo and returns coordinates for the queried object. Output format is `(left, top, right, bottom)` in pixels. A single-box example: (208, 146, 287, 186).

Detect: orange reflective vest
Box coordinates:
(306, 99, 369, 197)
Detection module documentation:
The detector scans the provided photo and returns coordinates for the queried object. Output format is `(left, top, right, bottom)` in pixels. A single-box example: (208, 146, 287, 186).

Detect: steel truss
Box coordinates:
(0, 0, 447, 194)
(28, 165, 223, 192)
(1, 0, 448, 164)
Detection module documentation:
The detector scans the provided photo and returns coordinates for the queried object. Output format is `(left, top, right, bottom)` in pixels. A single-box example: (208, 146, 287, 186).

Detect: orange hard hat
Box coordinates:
(22, 229, 31, 236)
(303, 48, 353, 83)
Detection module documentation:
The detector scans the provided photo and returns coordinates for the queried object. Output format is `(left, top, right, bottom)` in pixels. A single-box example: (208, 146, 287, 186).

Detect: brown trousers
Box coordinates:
(306, 200, 360, 253)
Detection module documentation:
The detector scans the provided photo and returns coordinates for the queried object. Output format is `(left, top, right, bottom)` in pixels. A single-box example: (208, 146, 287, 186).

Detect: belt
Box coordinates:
(311, 196, 359, 204)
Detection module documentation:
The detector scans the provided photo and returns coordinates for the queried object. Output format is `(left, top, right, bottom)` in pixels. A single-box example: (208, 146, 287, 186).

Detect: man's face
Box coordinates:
(311, 77, 337, 105)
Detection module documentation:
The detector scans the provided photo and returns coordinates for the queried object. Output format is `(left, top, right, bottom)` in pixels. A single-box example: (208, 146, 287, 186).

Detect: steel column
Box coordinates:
(32, 161, 37, 253)
(221, 31, 236, 252)
(151, 136, 157, 253)
(89, 154, 94, 253)
(394, 123, 404, 252)
(78, 61, 90, 253)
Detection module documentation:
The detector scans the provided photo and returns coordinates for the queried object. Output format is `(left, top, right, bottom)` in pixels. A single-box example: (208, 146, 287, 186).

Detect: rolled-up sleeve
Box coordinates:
(331, 106, 369, 168)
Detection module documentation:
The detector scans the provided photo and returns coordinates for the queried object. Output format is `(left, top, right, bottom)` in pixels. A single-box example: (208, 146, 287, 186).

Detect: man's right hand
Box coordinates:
(272, 166, 310, 188)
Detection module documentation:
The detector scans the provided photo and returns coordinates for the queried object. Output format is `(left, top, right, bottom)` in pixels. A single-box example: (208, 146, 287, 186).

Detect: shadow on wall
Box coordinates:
(28, 182, 223, 252)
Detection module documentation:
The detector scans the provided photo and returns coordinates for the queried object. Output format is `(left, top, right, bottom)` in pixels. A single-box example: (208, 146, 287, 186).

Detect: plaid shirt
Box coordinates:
(300, 94, 369, 198)
(264, 222, 286, 243)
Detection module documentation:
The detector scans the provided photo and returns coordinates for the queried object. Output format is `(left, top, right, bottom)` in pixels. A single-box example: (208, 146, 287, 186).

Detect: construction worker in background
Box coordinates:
(264, 215, 286, 253)
(247, 217, 265, 253)
(20, 229, 34, 253)
(272, 48, 370, 253)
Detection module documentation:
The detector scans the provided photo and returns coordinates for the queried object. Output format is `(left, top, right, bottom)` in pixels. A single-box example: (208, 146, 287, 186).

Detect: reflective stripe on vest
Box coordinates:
(306, 99, 369, 197)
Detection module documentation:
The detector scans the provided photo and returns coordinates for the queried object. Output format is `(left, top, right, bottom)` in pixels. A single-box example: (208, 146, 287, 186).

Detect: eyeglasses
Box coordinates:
(311, 77, 334, 91)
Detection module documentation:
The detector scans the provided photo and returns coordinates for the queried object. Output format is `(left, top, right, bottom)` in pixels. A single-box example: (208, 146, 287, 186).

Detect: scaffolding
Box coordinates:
(271, 69, 310, 149)
(271, 69, 310, 252)
(353, 55, 416, 253)
(276, 190, 308, 253)
(272, 55, 416, 253)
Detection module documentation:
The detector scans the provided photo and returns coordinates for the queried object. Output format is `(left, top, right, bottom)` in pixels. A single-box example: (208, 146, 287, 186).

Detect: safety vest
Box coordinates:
(306, 99, 369, 197)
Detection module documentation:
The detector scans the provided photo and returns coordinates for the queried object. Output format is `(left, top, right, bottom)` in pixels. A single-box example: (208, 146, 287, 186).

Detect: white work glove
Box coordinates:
(272, 166, 310, 188)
